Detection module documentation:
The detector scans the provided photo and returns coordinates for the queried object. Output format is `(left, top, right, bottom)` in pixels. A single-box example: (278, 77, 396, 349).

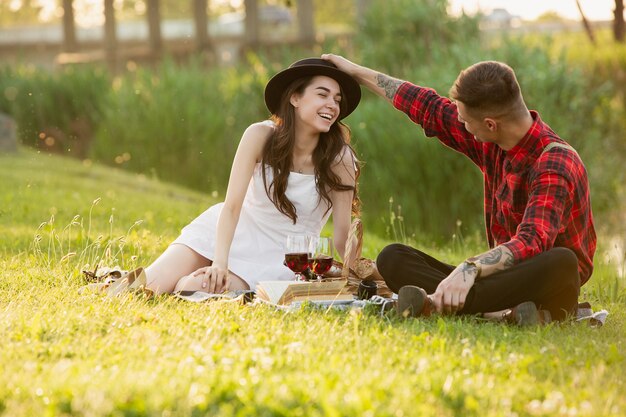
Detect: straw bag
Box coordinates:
(331, 218, 393, 298)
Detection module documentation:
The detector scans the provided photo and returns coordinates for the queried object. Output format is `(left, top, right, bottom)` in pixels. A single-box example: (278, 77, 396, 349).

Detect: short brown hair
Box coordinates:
(449, 61, 525, 119)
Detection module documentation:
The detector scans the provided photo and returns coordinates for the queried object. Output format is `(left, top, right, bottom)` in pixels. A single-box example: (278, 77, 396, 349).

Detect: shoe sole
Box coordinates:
(512, 301, 552, 326)
(397, 285, 426, 318)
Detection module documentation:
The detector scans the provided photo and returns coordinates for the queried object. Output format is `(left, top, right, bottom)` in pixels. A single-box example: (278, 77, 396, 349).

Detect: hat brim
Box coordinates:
(264, 60, 361, 120)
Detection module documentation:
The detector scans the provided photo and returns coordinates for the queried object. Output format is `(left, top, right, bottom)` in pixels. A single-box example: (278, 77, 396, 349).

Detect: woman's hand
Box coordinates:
(193, 265, 230, 294)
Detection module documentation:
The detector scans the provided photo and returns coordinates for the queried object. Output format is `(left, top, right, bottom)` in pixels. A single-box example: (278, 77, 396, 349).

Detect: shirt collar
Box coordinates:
(504, 110, 543, 172)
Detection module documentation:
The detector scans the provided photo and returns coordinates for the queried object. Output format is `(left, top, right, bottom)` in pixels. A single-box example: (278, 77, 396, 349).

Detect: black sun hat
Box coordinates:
(264, 57, 361, 120)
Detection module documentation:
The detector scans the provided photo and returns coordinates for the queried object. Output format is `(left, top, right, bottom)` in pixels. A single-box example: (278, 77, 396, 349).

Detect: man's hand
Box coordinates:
(431, 261, 479, 314)
(193, 265, 230, 294)
(321, 54, 360, 78)
(321, 53, 405, 102)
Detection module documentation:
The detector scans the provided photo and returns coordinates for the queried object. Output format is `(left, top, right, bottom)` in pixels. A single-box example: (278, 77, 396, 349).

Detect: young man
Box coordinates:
(322, 54, 596, 323)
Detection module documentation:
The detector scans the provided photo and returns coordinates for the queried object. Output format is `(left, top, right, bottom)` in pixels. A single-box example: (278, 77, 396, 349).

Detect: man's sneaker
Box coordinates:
(397, 285, 433, 318)
(503, 301, 552, 326)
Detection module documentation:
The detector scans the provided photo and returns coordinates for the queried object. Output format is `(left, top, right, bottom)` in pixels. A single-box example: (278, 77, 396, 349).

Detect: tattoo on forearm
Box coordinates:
(470, 246, 515, 273)
(479, 248, 503, 265)
(376, 73, 403, 99)
(504, 251, 515, 268)
(460, 262, 478, 282)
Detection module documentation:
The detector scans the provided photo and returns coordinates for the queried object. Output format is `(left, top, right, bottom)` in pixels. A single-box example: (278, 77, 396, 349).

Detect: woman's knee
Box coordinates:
(173, 273, 202, 293)
(174, 270, 250, 293)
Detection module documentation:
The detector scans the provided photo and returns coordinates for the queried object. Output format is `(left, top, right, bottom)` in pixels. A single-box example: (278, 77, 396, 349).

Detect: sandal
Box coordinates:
(106, 267, 148, 297)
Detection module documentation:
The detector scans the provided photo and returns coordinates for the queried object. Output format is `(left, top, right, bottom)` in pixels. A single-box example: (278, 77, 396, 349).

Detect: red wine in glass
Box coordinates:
(285, 252, 310, 274)
(309, 236, 334, 281)
(285, 235, 312, 281)
(310, 255, 333, 275)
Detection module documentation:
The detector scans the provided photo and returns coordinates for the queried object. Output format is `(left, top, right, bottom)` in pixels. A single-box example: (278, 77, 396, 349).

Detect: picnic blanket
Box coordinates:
(576, 302, 609, 327)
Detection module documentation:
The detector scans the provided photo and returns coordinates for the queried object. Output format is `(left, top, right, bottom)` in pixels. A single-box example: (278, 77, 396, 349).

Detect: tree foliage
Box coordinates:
(0, 0, 44, 26)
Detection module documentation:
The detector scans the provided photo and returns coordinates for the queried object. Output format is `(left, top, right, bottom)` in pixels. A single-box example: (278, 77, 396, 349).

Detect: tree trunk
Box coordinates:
(146, 0, 163, 58)
(615, 0, 625, 42)
(297, 0, 315, 46)
(356, 0, 372, 27)
(104, 0, 117, 71)
(244, 0, 260, 49)
(61, 0, 77, 52)
(575, 0, 596, 45)
(193, 0, 210, 52)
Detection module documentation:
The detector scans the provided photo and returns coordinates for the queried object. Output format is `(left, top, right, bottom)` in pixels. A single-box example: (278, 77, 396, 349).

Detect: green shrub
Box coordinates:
(0, 65, 109, 158)
(91, 56, 269, 193)
(356, 0, 480, 76)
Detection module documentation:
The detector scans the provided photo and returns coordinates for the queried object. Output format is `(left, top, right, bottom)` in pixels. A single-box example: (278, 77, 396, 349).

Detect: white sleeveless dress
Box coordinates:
(172, 162, 332, 290)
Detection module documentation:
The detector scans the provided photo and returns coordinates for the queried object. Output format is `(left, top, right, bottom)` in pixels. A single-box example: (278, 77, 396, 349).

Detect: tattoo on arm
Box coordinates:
(468, 246, 516, 277)
(376, 73, 403, 100)
(503, 251, 515, 268)
(460, 262, 478, 282)
(479, 248, 503, 265)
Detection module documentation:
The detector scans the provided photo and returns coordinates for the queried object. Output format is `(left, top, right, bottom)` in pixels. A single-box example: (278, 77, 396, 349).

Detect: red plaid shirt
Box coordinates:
(393, 82, 596, 284)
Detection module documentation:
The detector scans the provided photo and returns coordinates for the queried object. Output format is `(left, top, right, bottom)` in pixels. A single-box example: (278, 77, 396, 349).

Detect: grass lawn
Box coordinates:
(1, 149, 624, 417)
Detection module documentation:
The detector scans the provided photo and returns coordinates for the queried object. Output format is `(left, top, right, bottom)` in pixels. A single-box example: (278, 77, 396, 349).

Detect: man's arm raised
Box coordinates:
(321, 54, 406, 102)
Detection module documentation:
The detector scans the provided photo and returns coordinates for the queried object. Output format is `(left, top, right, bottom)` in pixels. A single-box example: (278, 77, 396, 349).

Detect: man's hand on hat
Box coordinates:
(321, 54, 359, 77)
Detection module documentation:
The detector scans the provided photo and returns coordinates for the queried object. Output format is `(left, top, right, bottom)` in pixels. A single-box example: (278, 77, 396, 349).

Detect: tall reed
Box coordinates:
(0, 65, 109, 157)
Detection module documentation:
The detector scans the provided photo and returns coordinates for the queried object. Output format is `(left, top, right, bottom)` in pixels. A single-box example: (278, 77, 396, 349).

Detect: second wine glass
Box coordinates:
(309, 236, 334, 281)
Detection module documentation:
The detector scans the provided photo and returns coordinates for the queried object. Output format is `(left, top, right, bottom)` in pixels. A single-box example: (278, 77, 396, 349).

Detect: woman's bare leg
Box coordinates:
(145, 244, 211, 295)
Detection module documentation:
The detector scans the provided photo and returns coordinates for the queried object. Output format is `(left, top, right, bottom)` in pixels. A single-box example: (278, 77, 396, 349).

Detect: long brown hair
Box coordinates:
(261, 76, 361, 224)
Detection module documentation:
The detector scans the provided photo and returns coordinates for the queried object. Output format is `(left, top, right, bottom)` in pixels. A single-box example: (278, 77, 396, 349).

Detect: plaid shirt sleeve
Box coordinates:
(393, 81, 485, 167)
(502, 166, 574, 262)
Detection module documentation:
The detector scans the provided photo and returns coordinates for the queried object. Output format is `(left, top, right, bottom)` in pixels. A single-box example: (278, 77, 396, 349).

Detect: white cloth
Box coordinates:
(576, 305, 609, 327)
(172, 163, 331, 290)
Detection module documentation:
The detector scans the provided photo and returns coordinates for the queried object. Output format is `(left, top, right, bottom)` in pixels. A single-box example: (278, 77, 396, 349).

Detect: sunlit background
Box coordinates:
(0, 0, 624, 253)
(2, 0, 617, 27)
(449, 0, 615, 21)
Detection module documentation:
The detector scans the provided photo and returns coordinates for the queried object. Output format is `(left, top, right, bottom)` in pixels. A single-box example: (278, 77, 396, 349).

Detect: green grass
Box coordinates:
(1, 149, 625, 417)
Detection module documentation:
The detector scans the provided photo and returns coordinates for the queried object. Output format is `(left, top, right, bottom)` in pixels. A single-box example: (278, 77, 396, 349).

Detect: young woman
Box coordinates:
(139, 58, 362, 296)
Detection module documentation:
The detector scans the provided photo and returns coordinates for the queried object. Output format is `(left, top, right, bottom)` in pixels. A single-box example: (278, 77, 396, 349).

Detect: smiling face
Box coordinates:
(290, 75, 342, 133)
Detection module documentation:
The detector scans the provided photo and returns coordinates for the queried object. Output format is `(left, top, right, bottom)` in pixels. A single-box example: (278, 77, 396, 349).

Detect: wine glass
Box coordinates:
(309, 236, 334, 281)
(284, 235, 311, 281)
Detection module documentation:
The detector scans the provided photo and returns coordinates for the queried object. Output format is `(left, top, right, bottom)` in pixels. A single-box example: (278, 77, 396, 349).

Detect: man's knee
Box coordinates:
(376, 243, 407, 276)
(539, 247, 581, 319)
(549, 247, 579, 276)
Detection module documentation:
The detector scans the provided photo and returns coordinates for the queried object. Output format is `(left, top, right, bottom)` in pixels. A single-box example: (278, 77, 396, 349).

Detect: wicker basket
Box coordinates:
(330, 218, 393, 298)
